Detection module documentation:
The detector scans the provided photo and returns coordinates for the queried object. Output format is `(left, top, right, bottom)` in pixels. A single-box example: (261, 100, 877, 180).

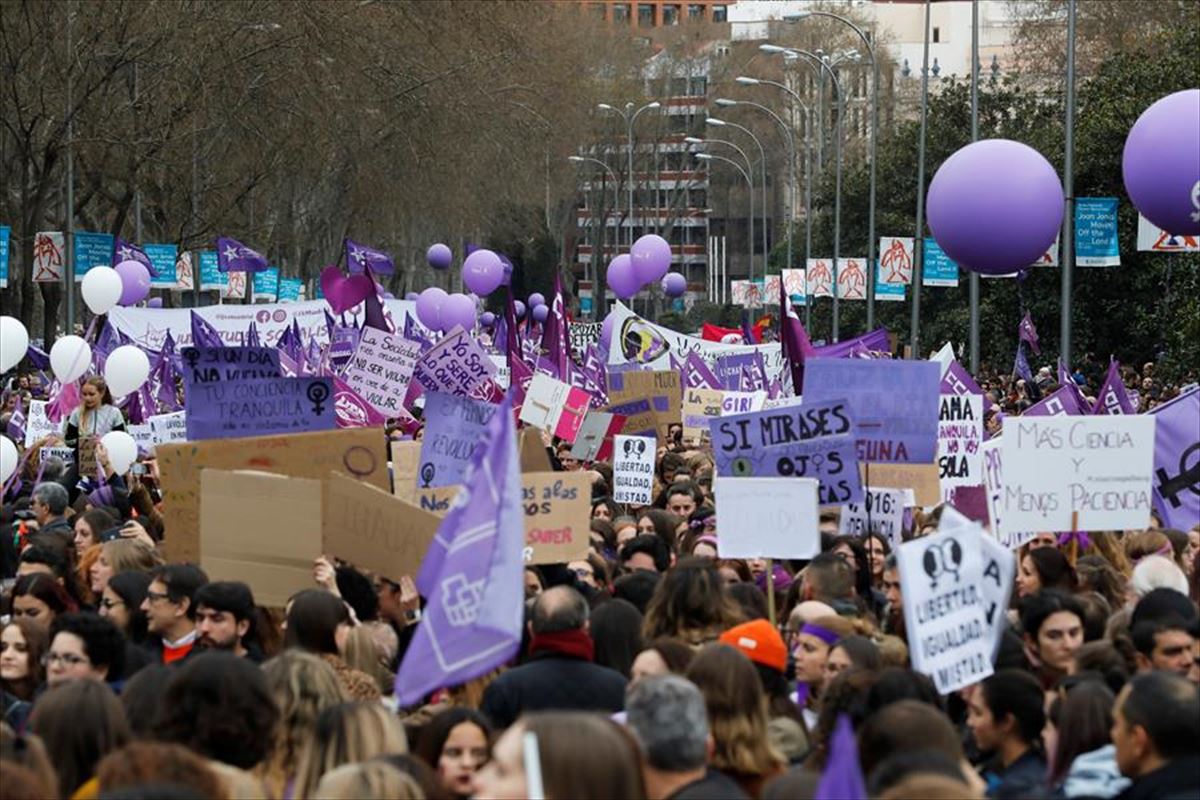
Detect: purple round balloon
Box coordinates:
(528, 292, 545, 308)
(630, 234, 672, 285)
(606, 254, 640, 299)
(480, 311, 496, 327)
(531, 304, 550, 323)
(115, 260, 151, 306)
(147, 297, 164, 309)
(426, 243, 453, 271)
(462, 249, 504, 296)
(600, 312, 616, 351)
(661, 272, 687, 298)
(440, 293, 477, 332)
(1123, 89, 1200, 235)
(514, 300, 527, 320)
(926, 139, 1063, 275)
(415, 287, 448, 330)
(405, 291, 420, 301)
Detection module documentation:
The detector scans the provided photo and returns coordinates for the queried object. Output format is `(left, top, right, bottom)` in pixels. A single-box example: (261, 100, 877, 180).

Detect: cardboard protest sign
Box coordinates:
(414, 484, 461, 517)
(522, 472, 590, 565)
(322, 471, 440, 581)
(518, 373, 590, 443)
(1001, 416, 1156, 535)
(715, 477, 820, 559)
(419, 392, 497, 488)
(897, 525, 995, 694)
(937, 394, 983, 489)
(23, 400, 57, 447)
(185, 376, 336, 441)
(859, 462, 941, 507)
(939, 507, 1015, 659)
(199, 469, 322, 608)
(717, 433, 862, 506)
(390, 441, 421, 504)
(980, 439, 1036, 549)
(158, 427, 388, 562)
(414, 326, 497, 397)
(342, 328, 421, 415)
(804, 359, 940, 464)
(519, 427, 553, 473)
(612, 435, 656, 505)
(149, 412, 188, 446)
(722, 391, 767, 415)
(682, 388, 724, 443)
(839, 487, 906, 548)
(607, 369, 682, 438)
(569, 411, 625, 462)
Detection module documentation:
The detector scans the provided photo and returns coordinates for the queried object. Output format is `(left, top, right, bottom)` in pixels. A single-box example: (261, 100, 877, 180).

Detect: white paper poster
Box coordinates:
(23, 400, 57, 447)
(127, 423, 155, 454)
(518, 373, 590, 444)
(149, 412, 188, 445)
(839, 486, 906, 550)
(1137, 215, 1199, 252)
(937, 394, 983, 490)
(878, 237, 914, 285)
(612, 434, 656, 505)
(715, 477, 820, 559)
(980, 439, 1036, 550)
(807, 259, 833, 298)
(835, 258, 868, 300)
(32, 232, 65, 283)
(939, 507, 1014, 659)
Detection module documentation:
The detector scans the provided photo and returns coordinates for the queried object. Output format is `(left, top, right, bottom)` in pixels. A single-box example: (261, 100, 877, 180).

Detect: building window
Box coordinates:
(687, 3, 705, 19)
(663, 4, 680, 25)
(689, 76, 707, 96)
(690, 188, 707, 208)
(712, 4, 727, 22)
(612, 3, 630, 23)
(932, 26, 940, 43)
(714, 43, 730, 58)
(637, 3, 655, 26)
(670, 77, 690, 95)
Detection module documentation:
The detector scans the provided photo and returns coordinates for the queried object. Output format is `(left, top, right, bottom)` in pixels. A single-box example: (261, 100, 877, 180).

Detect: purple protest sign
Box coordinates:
(1150, 387, 1199, 531)
(415, 326, 497, 398)
(1094, 361, 1136, 415)
(342, 327, 421, 416)
(185, 376, 336, 440)
(682, 351, 722, 389)
(710, 396, 856, 483)
(419, 391, 499, 488)
(715, 432, 862, 505)
(181, 346, 281, 394)
(714, 352, 759, 390)
(1024, 384, 1085, 417)
(803, 359, 941, 463)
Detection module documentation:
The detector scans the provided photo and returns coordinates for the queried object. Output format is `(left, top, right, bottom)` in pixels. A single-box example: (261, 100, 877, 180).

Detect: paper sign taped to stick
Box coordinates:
(149, 412, 188, 445)
(718, 433, 863, 506)
(343, 328, 421, 415)
(522, 472, 590, 565)
(569, 411, 625, 462)
(839, 487, 906, 549)
(860, 462, 941, 507)
(939, 508, 1015, 660)
(322, 471, 440, 581)
(200, 469, 322, 608)
(980, 440, 1036, 549)
(937, 394, 983, 489)
(414, 326, 497, 397)
(185, 376, 336, 441)
(897, 525, 994, 694)
(40, 446, 74, 466)
(1000, 416, 1156, 535)
(715, 477, 820, 559)
(419, 392, 497, 488)
(518, 374, 590, 443)
(612, 435, 656, 505)
(159, 427, 388, 563)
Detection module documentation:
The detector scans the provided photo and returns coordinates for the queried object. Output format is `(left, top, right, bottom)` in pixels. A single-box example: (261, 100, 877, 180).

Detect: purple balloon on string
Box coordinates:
(462, 249, 504, 295)
(531, 304, 549, 323)
(600, 312, 616, 351)
(661, 272, 687, 298)
(528, 292, 545, 308)
(606, 254, 640, 299)
(514, 300, 527, 320)
(426, 243, 453, 271)
(1123, 89, 1200, 235)
(440, 293, 477, 332)
(630, 234, 672, 284)
(415, 287, 448, 330)
(115, 260, 152, 306)
(480, 311, 496, 327)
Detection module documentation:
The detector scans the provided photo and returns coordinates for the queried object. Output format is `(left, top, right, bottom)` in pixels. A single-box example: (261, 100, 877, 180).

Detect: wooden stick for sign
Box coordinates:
(766, 557, 776, 627)
(1069, 510, 1080, 564)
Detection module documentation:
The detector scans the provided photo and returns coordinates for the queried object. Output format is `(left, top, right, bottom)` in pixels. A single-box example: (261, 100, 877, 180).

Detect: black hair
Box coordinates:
(1131, 614, 1192, 657)
(728, 582, 769, 621)
(1118, 672, 1200, 761)
(979, 669, 1046, 746)
(1019, 589, 1085, 641)
(285, 589, 349, 655)
(120, 664, 173, 739)
(19, 543, 69, 578)
(149, 564, 209, 621)
(865, 667, 943, 716)
(620, 534, 671, 573)
(866, 749, 968, 797)
(192, 581, 256, 623)
(1024, 547, 1076, 592)
(413, 707, 493, 770)
(612, 570, 661, 615)
(106, 571, 153, 644)
(334, 566, 379, 623)
(589, 598, 643, 678)
(50, 612, 126, 681)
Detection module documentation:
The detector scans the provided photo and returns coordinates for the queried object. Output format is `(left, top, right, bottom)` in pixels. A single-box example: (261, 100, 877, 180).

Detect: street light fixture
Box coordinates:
(707, 116, 767, 290)
(598, 101, 663, 252)
(696, 153, 754, 303)
(569, 154, 621, 316)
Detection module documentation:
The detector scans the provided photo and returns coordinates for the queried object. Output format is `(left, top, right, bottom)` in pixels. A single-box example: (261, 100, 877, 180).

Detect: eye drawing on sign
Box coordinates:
(922, 538, 963, 589)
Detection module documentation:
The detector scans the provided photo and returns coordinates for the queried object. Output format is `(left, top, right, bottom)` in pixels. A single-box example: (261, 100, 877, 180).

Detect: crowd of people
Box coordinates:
(1, 347, 1199, 800)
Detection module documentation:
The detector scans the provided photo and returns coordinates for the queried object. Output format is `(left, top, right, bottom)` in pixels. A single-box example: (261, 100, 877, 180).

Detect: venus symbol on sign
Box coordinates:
(1156, 442, 1200, 509)
(306, 382, 330, 414)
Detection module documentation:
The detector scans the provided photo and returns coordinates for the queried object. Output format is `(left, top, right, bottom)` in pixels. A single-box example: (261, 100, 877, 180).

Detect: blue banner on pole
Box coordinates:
(145, 244, 178, 286)
(922, 238, 959, 287)
(277, 277, 303, 303)
(73, 231, 116, 281)
(0, 225, 9, 288)
(875, 261, 905, 302)
(252, 268, 280, 300)
(198, 251, 226, 291)
(1075, 197, 1120, 267)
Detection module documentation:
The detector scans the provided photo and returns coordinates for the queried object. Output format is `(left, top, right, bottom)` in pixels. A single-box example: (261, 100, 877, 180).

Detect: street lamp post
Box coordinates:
(598, 101, 661, 250)
(696, 153, 754, 304)
(689, 136, 755, 294)
(569, 155, 620, 319)
(969, 0, 981, 373)
(910, 0, 933, 358)
(708, 117, 767, 288)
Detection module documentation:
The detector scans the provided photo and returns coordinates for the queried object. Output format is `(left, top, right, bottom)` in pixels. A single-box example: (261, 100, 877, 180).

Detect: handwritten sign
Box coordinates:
(939, 508, 1016, 659)
(185, 376, 336, 441)
(719, 433, 862, 506)
(181, 346, 281, 389)
(522, 472, 590, 565)
(722, 391, 767, 415)
(715, 477, 820, 559)
(519, 373, 590, 443)
(937, 394, 983, 489)
(343, 328, 421, 415)
(322, 471, 440, 581)
(682, 388, 723, 442)
(415, 326, 497, 397)
(980, 439, 1036, 549)
(710, 398, 854, 465)
(1001, 416, 1156, 535)
(149, 411, 188, 445)
(804, 359, 940, 464)
(612, 435, 655, 505)
(607, 369, 681, 437)
(419, 392, 497, 488)
(39, 446, 74, 466)
(128, 424, 155, 455)
(839, 487, 906, 548)
(23, 400, 57, 447)
(897, 525, 994, 694)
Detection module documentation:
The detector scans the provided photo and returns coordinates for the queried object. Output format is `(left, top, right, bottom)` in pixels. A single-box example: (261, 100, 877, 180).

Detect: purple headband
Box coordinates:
(800, 622, 840, 646)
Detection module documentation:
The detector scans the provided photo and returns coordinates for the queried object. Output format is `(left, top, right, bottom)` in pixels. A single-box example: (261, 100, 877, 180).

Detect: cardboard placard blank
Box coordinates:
(390, 441, 422, 505)
(859, 462, 940, 506)
(322, 472, 440, 582)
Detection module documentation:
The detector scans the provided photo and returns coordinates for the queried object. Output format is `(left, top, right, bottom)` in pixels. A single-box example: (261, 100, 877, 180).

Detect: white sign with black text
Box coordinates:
(612, 435, 656, 505)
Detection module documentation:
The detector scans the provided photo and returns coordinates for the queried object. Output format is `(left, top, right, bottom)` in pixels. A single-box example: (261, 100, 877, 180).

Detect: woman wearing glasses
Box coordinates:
(44, 612, 125, 688)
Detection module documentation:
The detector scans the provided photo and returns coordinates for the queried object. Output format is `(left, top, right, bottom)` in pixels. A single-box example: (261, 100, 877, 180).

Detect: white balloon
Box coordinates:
(101, 431, 138, 474)
(0, 316, 29, 373)
(103, 345, 151, 397)
(49, 336, 92, 383)
(81, 266, 124, 315)
(0, 435, 17, 485)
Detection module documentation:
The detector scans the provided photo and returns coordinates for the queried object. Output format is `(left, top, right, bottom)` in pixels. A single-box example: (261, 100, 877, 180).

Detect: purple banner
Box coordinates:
(803, 359, 940, 463)
(1150, 388, 1199, 531)
(718, 433, 862, 506)
(418, 391, 498, 488)
(181, 346, 281, 393)
(185, 376, 336, 440)
(710, 396, 853, 456)
(1024, 384, 1085, 417)
(812, 327, 891, 359)
(714, 352, 759, 390)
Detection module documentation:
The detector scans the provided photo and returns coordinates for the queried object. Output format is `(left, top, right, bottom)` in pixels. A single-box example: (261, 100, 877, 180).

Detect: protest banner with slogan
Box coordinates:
(568, 322, 602, 353)
(804, 359, 941, 464)
(839, 487, 906, 549)
(937, 394, 983, 489)
(149, 412, 188, 446)
(897, 525, 994, 693)
(860, 462, 941, 507)
(878, 237, 914, 285)
(200, 470, 322, 608)
(128, 424, 155, 455)
(185, 376, 336, 441)
(682, 388, 724, 443)
(1074, 198, 1120, 267)
(415, 326, 497, 398)
(322, 472, 440, 582)
(521, 472, 590, 565)
(1137, 214, 1199, 252)
(1001, 416, 1156, 536)
(419, 392, 497, 488)
(612, 435, 656, 505)
(712, 398, 853, 459)
(722, 433, 862, 506)
(182, 346, 282, 389)
(715, 477, 820, 559)
(158, 427, 388, 562)
(980, 439, 1036, 549)
(939, 507, 1015, 659)
(343, 328, 421, 416)
(569, 411, 625, 462)
(608, 370, 682, 430)
(23, 400, 57, 447)
(519, 373, 590, 443)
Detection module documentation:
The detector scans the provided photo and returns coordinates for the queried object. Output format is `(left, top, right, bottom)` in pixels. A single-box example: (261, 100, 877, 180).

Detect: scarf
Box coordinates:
(528, 628, 595, 662)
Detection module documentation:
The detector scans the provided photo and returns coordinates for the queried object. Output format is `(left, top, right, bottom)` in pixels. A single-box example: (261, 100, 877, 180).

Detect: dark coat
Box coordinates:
(480, 650, 627, 729)
(1116, 757, 1200, 800)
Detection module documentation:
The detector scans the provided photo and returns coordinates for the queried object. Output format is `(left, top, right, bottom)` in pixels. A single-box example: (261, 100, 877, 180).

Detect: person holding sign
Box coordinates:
(63, 377, 125, 463)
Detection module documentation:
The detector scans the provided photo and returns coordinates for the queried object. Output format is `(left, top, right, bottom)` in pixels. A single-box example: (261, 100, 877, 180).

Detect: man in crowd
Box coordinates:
(193, 580, 263, 661)
(620, 534, 671, 574)
(798, 552, 857, 615)
(29, 482, 72, 542)
(142, 563, 209, 665)
(1111, 672, 1200, 800)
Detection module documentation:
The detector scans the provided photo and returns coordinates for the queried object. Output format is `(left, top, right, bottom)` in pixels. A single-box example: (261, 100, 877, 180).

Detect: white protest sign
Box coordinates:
(939, 507, 1015, 659)
(128, 424, 155, 454)
(518, 373, 590, 444)
(722, 391, 767, 416)
(23, 400, 57, 446)
(897, 525, 995, 694)
(980, 439, 1036, 549)
(612, 435, 656, 505)
(715, 477, 820, 559)
(762, 394, 805, 411)
(343, 328, 421, 416)
(937, 394, 983, 489)
(839, 487, 906, 550)
(149, 412, 189, 446)
(1001, 416, 1156, 536)
(570, 411, 618, 462)
(39, 446, 74, 466)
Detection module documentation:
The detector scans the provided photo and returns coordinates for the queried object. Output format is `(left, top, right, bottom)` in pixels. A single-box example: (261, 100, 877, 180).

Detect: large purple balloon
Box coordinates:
(479, 311, 496, 327)
(661, 272, 687, 298)
(415, 287, 448, 330)
(927, 139, 1063, 275)
(462, 249, 504, 295)
(606, 254, 640, 299)
(1123, 90, 1200, 235)
(630, 234, 672, 285)
(528, 293, 546, 308)
(531, 304, 550, 323)
(440, 293, 477, 332)
(600, 311, 616, 351)
(115, 260, 151, 306)
(426, 243, 453, 271)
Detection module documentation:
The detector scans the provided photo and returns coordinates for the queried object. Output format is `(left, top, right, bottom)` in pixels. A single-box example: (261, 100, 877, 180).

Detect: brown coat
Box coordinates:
(319, 653, 382, 702)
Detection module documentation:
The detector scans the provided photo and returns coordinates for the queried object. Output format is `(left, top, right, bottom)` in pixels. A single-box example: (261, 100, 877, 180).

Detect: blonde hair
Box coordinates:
(1125, 530, 1173, 565)
(313, 762, 423, 800)
(686, 644, 785, 777)
(101, 538, 163, 574)
(341, 625, 394, 696)
(293, 702, 408, 798)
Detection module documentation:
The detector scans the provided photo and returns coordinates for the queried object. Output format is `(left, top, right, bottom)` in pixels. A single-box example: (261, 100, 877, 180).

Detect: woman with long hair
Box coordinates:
(1017, 546, 1077, 598)
(967, 670, 1048, 797)
(292, 702, 409, 799)
(1, 618, 48, 702)
(89, 538, 163, 598)
(11, 573, 78, 633)
(641, 557, 743, 646)
(284, 589, 380, 701)
(414, 707, 493, 800)
(62, 376, 125, 459)
(1047, 680, 1125, 795)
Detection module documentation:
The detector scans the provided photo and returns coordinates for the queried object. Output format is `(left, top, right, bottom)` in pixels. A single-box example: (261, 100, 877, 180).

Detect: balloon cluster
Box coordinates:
(81, 260, 151, 315)
(606, 235, 685, 300)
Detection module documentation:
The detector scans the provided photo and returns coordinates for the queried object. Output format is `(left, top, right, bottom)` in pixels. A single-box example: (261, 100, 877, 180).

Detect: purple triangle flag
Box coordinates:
(360, 263, 392, 334)
(395, 391, 524, 706)
(504, 288, 523, 378)
(1149, 387, 1199, 531)
(779, 275, 815, 395)
(540, 273, 571, 379)
(1018, 311, 1040, 355)
(815, 714, 867, 800)
(245, 321, 261, 348)
(1025, 384, 1085, 417)
(215, 236, 269, 273)
(112, 237, 157, 277)
(345, 238, 395, 275)
(189, 311, 224, 350)
(1093, 360, 1135, 415)
(1013, 342, 1034, 382)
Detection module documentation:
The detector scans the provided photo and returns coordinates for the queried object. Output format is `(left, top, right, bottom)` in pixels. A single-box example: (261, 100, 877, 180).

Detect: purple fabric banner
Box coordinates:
(1149, 387, 1199, 531)
(419, 391, 499, 488)
(185, 376, 335, 440)
(1024, 384, 1085, 417)
(215, 236, 270, 273)
(779, 276, 814, 394)
(1094, 360, 1136, 415)
(540, 272, 571, 379)
(812, 327, 891, 359)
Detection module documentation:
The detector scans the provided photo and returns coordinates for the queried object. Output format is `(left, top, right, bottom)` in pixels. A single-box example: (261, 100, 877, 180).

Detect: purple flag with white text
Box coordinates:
(1149, 387, 1199, 531)
(344, 238, 395, 275)
(1025, 384, 1085, 417)
(215, 236, 270, 273)
(540, 272, 571, 379)
(395, 392, 525, 706)
(1093, 360, 1135, 415)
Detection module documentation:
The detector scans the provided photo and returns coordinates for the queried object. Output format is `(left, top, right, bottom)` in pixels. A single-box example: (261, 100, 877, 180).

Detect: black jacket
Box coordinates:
(1116, 757, 1200, 800)
(480, 650, 627, 729)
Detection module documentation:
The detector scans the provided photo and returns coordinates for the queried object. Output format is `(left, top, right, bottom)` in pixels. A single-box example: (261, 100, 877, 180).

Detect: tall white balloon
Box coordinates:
(104, 345, 151, 397)
(0, 435, 17, 484)
(81, 266, 124, 315)
(0, 316, 29, 372)
(101, 431, 138, 474)
(49, 336, 92, 383)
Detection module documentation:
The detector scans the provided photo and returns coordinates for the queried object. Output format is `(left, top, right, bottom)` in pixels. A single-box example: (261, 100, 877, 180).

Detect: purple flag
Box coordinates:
(1150, 387, 1199, 531)
(682, 352, 722, 390)
(1013, 343, 1034, 382)
(1018, 312, 1040, 355)
(395, 391, 524, 706)
(1093, 360, 1135, 415)
(345, 238, 395, 275)
(112, 237, 157, 277)
(813, 327, 891, 359)
(815, 714, 867, 800)
(190, 311, 224, 349)
(360, 263, 392, 334)
(1058, 357, 1090, 411)
(779, 274, 815, 394)
(215, 236, 270, 273)
(503, 288, 523, 379)
(1025, 384, 1085, 417)
(245, 321, 261, 348)
(25, 345, 50, 371)
(540, 273, 572, 380)
(6, 394, 25, 443)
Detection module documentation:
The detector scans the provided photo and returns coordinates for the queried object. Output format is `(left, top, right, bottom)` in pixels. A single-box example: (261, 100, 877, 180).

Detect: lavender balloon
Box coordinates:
(462, 249, 504, 295)
(480, 311, 496, 327)
(630, 234, 672, 284)
(426, 243, 453, 271)
(1123, 89, 1200, 235)
(415, 287, 448, 330)
(528, 293, 545, 308)
(926, 139, 1063, 275)
(405, 291, 420, 301)
(147, 297, 164, 309)
(661, 272, 687, 298)
(115, 260, 151, 306)
(514, 300, 527, 320)
(440, 293, 477, 332)
(606, 254, 640, 299)
(531, 304, 550, 323)
(600, 311, 616, 351)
